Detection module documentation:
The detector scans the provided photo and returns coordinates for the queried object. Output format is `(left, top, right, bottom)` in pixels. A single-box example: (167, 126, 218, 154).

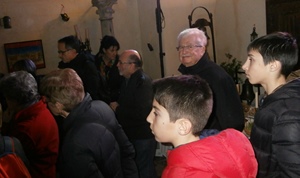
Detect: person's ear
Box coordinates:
(202, 46, 206, 52)
(177, 118, 192, 136)
(54, 102, 63, 110)
(54, 102, 68, 118)
(269, 60, 281, 72)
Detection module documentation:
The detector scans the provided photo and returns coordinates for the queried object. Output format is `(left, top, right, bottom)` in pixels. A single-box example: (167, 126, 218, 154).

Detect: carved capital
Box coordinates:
(92, 0, 117, 20)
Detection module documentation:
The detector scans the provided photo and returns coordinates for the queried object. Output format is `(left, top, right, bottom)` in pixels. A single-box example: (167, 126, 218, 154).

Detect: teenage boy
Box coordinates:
(242, 32, 300, 177)
(147, 75, 257, 178)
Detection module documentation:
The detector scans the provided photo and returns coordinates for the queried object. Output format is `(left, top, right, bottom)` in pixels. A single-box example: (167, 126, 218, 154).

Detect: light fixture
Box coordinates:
(60, 4, 70, 22)
(250, 24, 258, 42)
(1, 16, 11, 29)
(188, 6, 216, 63)
(240, 79, 255, 105)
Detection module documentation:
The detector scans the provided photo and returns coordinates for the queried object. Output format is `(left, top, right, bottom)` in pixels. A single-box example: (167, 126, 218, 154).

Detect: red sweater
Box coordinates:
(162, 129, 257, 178)
(2, 100, 59, 178)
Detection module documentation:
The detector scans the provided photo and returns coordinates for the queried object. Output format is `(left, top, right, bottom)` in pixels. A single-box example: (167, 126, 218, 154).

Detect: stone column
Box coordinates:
(92, 0, 118, 37)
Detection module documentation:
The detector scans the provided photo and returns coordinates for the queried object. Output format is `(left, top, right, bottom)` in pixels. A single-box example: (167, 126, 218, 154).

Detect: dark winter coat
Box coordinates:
(58, 53, 101, 100)
(94, 55, 123, 103)
(57, 94, 138, 178)
(178, 53, 244, 131)
(115, 69, 154, 139)
(250, 78, 300, 178)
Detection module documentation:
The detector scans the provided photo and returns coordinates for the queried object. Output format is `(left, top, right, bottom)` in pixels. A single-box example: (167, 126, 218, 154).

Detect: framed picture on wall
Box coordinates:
(4, 40, 46, 72)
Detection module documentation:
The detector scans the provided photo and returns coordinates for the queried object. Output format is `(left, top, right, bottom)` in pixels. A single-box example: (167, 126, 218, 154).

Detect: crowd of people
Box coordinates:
(0, 28, 300, 178)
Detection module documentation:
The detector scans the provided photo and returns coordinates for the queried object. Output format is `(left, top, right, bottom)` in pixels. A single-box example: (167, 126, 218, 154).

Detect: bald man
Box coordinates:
(110, 50, 157, 178)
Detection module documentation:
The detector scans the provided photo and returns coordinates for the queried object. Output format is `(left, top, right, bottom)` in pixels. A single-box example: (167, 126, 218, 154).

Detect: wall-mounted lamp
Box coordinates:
(250, 24, 258, 42)
(60, 4, 70, 22)
(240, 79, 255, 105)
(188, 6, 216, 63)
(1, 16, 12, 29)
(61, 13, 70, 22)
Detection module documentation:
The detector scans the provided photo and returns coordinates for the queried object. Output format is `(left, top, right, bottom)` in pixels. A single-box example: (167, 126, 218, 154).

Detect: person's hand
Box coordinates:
(110, 102, 119, 112)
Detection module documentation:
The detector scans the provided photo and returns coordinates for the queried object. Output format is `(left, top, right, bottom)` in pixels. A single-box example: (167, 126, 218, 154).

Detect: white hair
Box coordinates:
(177, 28, 207, 47)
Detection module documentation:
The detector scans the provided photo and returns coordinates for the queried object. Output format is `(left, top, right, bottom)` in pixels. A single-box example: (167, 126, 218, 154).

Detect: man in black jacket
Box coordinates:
(110, 50, 157, 178)
(176, 28, 244, 131)
(57, 35, 101, 100)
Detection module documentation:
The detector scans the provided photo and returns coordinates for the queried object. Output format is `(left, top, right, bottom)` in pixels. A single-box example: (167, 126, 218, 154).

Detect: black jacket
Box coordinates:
(115, 69, 154, 139)
(250, 79, 300, 178)
(178, 53, 244, 131)
(94, 55, 123, 103)
(57, 94, 138, 178)
(58, 53, 101, 100)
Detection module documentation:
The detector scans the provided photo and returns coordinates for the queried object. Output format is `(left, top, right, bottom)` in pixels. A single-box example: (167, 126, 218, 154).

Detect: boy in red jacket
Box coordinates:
(147, 75, 257, 178)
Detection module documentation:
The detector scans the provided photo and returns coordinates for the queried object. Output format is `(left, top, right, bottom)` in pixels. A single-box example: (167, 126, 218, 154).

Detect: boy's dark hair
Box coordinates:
(58, 35, 81, 53)
(247, 32, 298, 77)
(97, 35, 120, 55)
(152, 75, 213, 136)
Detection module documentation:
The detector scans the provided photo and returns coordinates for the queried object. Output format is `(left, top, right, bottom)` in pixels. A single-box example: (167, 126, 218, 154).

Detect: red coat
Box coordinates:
(162, 129, 257, 178)
(2, 100, 59, 178)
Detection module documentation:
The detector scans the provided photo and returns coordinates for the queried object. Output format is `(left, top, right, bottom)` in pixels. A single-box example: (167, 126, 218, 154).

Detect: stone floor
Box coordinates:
(154, 156, 167, 177)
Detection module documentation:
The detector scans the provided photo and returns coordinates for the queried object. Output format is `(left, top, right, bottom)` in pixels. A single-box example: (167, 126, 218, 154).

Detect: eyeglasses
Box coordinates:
(176, 45, 202, 51)
(118, 61, 135, 65)
(58, 49, 72, 54)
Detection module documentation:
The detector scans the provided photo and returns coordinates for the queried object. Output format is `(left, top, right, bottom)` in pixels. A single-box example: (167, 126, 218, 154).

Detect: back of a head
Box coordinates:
(177, 28, 207, 47)
(247, 31, 298, 77)
(12, 59, 37, 77)
(58, 35, 81, 53)
(39, 68, 84, 112)
(0, 71, 39, 106)
(152, 75, 213, 135)
(98, 35, 120, 55)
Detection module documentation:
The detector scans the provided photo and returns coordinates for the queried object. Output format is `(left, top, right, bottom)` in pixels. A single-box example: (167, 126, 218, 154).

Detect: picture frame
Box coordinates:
(4, 40, 46, 72)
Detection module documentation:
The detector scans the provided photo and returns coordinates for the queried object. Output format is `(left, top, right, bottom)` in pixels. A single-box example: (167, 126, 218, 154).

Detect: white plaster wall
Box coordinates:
(136, 0, 161, 80)
(154, 0, 266, 78)
(0, 0, 141, 75)
(0, 0, 266, 80)
(113, 0, 142, 55)
(0, 0, 103, 75)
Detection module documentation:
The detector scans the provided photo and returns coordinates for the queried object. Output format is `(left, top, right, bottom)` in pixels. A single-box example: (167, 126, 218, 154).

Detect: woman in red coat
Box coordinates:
(0, 71, 59, 178)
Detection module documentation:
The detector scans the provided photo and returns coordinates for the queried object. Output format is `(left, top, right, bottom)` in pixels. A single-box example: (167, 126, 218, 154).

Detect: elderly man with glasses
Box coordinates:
(177, 28, 244, 132)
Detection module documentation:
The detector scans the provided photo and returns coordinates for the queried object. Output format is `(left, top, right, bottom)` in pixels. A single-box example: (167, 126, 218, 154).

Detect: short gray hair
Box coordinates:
(39, 68, 84, 112)
(0, 71, 39, 106)
(177, 28, 207, 47)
